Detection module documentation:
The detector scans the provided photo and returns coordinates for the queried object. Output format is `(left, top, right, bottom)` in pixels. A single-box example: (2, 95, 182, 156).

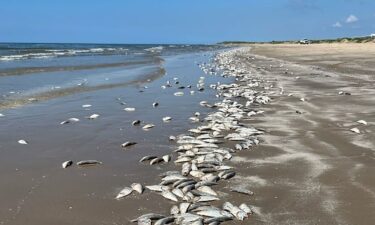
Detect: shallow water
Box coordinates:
(0, 47, 232, 224)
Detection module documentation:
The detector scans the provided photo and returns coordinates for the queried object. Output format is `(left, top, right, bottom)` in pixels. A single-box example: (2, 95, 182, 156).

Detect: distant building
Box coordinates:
(370, 34, 375, 38)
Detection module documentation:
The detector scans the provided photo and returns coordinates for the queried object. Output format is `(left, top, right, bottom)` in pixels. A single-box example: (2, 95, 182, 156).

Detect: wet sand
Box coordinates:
(232, 43, 375, 225)
(0, 44, 374, 225)
(0, 51, 233, 225)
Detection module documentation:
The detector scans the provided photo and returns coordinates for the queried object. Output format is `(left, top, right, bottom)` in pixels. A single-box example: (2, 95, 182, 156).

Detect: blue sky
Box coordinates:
(0, 0, 374, 44)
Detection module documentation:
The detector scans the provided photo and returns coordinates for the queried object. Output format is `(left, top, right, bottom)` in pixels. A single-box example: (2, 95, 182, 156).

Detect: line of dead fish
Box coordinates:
(121, 48, 274, 225)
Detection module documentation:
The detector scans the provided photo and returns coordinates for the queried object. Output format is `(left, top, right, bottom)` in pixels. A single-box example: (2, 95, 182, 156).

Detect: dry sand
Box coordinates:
(230, 43, 375, 225)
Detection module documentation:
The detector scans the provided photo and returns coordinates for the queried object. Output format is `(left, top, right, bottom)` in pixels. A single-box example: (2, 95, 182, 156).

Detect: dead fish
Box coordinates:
(76, 160, 102, 166)
(194, 196, 219, 202)
(171, 205, 180, 215)
(357, 120, 367, 125)
(60, 118, 80, 124)
(223, 202, 247, 220)
(162, 155, 171, 162)
(159, 171, 180, 177)
(124, 107, 135, 112)
(150, 157, 164, 165)
(218, 170, 235, 180)
(197, 186, 217, 196)
(174, 92, 184, 96)
(140, 155, 158, 162)
(88, 114, 100, 119)
(18, 139, 28, 145)
(175, 157, 192, 164)
(163, 116, 172, 122)
(350, 127, 360, 134)
(196, 209, 233, 219)
(189, 117, 200, 123)
(82, 104, 91, 108)
(116, 187, 133, 199)
(121, 141, 137, 148)
(190, 170, 205, 178)
(204, 217, 232, 224)
(177, 181, 196, 190)
(172, 188, 184, 198)
(162, 174, 186, 182)
(131, 183, 144, 194)
(62, 160, 73, 168)
(137, 218, 151, 225)
(182, 162, 192, 176)
(338, 91, 351, 96)
(173, 178, 194, 188)
(161, 190, 178, 202)
(153, 102, 159, 107)
(180, 202, 191, 214)
(142, 124, 155, 130)
(132, 120, 141, 126)
(175, 213, 202, 224)
(145, 185, 170, 192)
(230, 187, 254, 196)
(131, 213, 166, 223)
(239, 203, 252, 214)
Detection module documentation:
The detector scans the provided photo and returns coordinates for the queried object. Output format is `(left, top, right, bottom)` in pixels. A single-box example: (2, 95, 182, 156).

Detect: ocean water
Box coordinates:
(0, 43, 222, 108)
(0, 43, 233, 224)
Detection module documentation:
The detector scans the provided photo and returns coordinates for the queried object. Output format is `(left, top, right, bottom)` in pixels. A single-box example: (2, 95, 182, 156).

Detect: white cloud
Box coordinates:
(346, 14, 358, 23)
(332, 22, 342, 28)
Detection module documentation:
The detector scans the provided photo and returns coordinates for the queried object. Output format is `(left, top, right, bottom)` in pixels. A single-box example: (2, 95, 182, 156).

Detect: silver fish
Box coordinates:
(181, 162, 191, 176)
(137, 218, 151, 225)
(131, 213, 166, 222)
(60, 118, 80, 125)
(150, 157, 163, 165)
(154, 216, 174, 225)
(62, 160, 73, 168)
(121, 141, 137, 148)
(239, 203, 252, 214)
(172, 188, 184, 199)
(115, 187, 133, 199)
(197, 186, 217, 196)
(140, 155, 157, 162)
(179, 202, 191, 214)
(194, 195, 219, 202)
(145, 185, 170, 192)
(88, 114, 100, 119)
(76, 160, 102, 166)
(162, 155, 171, 162)
(170, 205, 180, 215)
(132, 120, 141, 126)
(131, 183, 144, 194)
(163, 116, 172, 122)
(161, 190, 178, 202)
(230, 187, 254, 196)
(223, 202, 247, 220)
(142, 124, 155, 130)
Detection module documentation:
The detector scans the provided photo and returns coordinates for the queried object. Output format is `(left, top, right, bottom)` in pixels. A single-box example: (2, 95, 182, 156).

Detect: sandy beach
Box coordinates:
(0, 43, 374, 225)
(230, 43, 375, 225)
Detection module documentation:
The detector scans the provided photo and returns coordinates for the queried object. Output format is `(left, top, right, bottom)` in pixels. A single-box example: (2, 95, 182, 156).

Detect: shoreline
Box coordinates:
(0, 44, 374, 224)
